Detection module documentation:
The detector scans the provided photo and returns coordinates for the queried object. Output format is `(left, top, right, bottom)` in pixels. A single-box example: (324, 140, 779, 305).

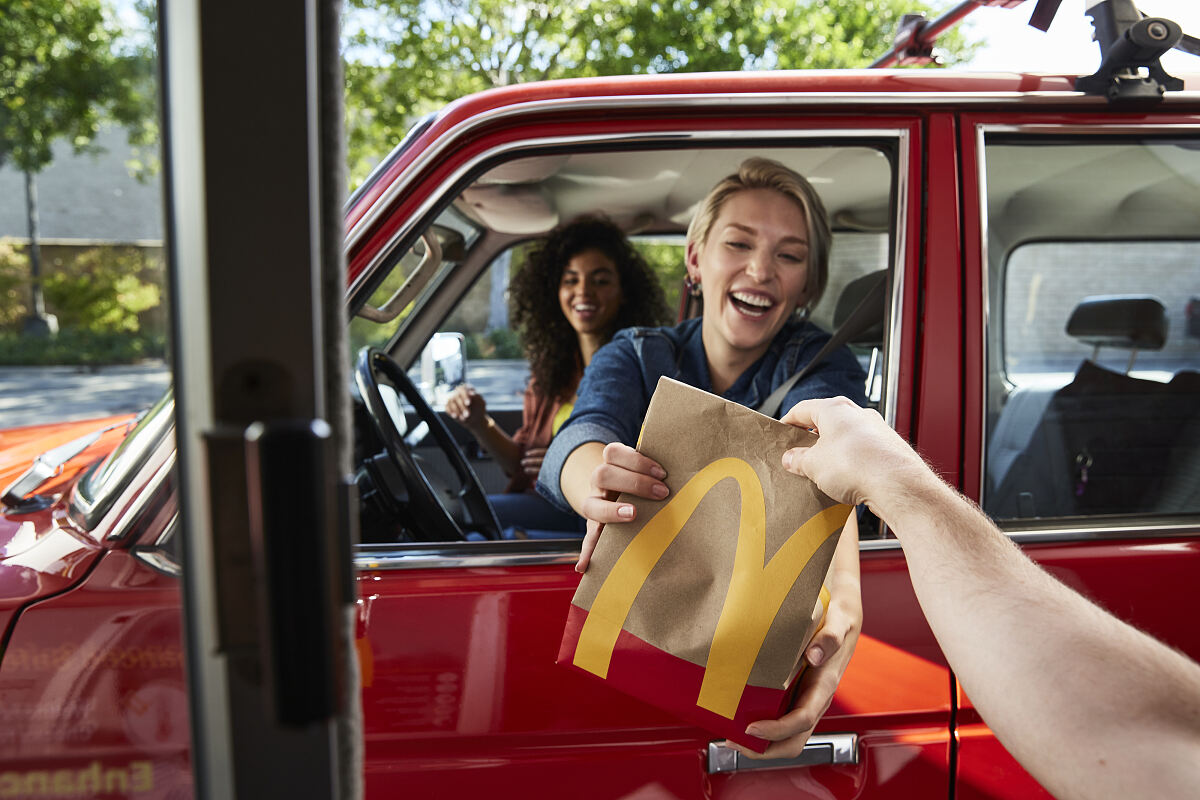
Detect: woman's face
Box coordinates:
(687, 188, 810, 358)
(558, 249, 624, 337)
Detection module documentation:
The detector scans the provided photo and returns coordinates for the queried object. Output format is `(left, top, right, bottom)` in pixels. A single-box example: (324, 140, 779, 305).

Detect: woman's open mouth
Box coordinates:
(729, 290, 775, 319)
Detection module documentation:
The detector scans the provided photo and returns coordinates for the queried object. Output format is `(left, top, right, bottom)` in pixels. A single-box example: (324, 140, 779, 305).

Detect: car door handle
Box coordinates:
(706, 734, 858, 773)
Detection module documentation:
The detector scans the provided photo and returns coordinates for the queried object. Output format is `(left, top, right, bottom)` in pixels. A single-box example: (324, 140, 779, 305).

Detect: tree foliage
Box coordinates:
(0, 0, 156, 173)
(343, 0, 976, 184)
(0, 242, 164, 334)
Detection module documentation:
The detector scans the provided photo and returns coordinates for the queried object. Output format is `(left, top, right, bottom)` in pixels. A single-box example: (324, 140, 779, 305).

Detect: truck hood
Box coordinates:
(0, 415, 135, 506)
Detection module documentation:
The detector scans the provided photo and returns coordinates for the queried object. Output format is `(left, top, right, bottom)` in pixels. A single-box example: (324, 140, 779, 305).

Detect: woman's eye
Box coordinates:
(725, 240, 750, 250)
(779, 252, 806, 263)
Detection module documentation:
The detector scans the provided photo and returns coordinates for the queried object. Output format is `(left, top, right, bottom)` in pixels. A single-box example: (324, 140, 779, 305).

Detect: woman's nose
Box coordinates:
(746, 248, 773, 282)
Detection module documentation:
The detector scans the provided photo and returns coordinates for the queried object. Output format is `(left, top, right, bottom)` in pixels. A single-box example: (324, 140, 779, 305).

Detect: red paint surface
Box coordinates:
(913, 111, 963, 482)
(359, 545, 952, 798)
(0, 550, 192, 798)
(956, 723, 1052, 800)
(0, 500, 104, 650)
(0, 416, 132, 510)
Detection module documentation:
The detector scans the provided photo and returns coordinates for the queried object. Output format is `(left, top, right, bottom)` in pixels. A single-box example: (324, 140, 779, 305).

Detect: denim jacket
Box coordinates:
(535, 316, 868, 513)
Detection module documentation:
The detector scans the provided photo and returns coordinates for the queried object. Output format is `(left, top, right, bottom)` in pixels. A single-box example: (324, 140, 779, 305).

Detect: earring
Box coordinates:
(685, 276, 702, 297)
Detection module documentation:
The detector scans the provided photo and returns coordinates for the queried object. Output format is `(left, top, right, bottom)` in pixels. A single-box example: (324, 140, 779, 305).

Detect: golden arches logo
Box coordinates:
(573, 456, 850, 719)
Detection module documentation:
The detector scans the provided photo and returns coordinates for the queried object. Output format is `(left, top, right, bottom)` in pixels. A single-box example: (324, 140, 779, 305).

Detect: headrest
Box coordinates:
(1066, 295, 1167, 351)
(833, 270, 887, 346)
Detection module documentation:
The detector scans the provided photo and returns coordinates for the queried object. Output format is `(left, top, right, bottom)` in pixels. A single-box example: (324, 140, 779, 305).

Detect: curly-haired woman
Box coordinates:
(445, 214, 669, 534)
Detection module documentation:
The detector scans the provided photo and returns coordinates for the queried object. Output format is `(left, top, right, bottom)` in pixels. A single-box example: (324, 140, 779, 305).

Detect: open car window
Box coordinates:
(351, 141, 901, 546)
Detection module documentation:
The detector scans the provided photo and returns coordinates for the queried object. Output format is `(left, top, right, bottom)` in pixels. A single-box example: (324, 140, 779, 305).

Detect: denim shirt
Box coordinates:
(535, 316, 868, 513)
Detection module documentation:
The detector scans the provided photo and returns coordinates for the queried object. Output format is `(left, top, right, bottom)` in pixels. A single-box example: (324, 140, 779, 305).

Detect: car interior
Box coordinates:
(981, 136, 1200, 522)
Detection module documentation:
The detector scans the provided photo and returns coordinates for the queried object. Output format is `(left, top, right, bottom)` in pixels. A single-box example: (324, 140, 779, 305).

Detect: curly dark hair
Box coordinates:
(509, 215, 670, 401)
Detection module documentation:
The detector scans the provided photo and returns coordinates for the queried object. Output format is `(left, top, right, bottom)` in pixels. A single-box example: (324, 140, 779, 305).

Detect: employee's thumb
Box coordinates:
(782, 447, 811, 477)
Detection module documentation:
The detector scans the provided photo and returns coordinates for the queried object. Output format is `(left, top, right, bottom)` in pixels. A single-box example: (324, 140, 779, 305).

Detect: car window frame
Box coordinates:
(348, 120, 916, 568)
(973, 121, 1200, 541)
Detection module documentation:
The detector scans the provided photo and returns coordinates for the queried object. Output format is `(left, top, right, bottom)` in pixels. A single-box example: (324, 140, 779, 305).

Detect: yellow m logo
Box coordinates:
(573, 457, 850, 719)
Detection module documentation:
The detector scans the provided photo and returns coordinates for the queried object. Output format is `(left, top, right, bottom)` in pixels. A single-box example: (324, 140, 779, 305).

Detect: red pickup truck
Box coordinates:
(3, 66, 1199, 799)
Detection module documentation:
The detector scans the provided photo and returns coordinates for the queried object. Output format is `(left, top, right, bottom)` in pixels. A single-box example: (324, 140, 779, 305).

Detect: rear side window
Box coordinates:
(982, 137, 1200, 522)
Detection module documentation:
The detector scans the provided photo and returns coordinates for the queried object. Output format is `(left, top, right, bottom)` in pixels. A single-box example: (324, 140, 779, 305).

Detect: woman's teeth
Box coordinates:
(730, 291, 773, 316)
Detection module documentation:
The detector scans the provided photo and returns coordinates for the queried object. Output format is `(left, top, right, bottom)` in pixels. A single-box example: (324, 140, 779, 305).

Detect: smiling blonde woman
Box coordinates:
(537, 157, 868, 758)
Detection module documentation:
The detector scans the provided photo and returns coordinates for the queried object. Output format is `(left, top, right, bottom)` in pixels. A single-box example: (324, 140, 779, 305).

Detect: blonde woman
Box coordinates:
(537, 158, 867, 757)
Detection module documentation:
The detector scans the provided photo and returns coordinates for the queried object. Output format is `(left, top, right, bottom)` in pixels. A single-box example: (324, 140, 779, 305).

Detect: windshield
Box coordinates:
(74, 390, 175, 526)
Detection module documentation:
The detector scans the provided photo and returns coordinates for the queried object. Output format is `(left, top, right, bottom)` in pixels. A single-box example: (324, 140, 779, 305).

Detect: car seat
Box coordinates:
(832, 269, 887, 402)
(987, 295, 1199, 519)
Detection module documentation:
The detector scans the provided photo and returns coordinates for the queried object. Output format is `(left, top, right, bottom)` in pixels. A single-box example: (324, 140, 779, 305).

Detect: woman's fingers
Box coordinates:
(444, 384, 480, 422)
(593, 442, 667, 498)
(576, 518, 605, 573)
(805, 598, 852, 668)
(522, 447, 547, 477)
(602, 442, 666, 478)
(575, 444, 668, 572)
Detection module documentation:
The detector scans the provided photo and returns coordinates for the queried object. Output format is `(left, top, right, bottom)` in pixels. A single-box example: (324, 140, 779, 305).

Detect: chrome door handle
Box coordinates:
(707, 733, 858, 773)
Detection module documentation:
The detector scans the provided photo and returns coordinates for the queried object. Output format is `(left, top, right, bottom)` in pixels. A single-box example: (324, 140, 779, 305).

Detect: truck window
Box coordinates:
(415, 144, 896, 537)
(982, 137, 1200, 522)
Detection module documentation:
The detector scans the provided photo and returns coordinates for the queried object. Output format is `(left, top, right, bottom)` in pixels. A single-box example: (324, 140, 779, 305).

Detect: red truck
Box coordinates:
(3, 32, 1200, 800)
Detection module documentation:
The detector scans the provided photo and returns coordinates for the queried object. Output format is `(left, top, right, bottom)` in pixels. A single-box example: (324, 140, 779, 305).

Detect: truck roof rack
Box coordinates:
(871, 0, 1199, 102)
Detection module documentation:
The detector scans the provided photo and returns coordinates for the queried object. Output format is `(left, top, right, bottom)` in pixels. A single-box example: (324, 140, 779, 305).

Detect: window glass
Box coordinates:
(982, 138, 1200, 522)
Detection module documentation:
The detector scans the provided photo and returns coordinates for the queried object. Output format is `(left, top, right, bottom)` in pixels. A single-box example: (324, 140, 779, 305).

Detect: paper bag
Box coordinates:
(557, 377, 851, 752)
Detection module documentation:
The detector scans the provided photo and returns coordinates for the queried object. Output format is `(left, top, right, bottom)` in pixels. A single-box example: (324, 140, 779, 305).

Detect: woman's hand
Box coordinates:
(574, 442, 668, 573)
(731, 513, 863, 759)
(444, 384, 488, 435)
(521, 447, 547, 480)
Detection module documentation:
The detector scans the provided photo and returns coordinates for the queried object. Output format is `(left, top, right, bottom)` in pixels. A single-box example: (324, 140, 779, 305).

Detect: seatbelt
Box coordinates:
(757, 271, 888, 418)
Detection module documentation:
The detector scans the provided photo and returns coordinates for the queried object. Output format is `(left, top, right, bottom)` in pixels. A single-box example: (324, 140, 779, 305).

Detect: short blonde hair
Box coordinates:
(686, 157, 833, 311)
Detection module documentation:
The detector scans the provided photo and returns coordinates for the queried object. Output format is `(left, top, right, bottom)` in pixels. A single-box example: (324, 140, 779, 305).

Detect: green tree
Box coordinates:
(0, 0, 156, 335)
(343, 0, 975, 185)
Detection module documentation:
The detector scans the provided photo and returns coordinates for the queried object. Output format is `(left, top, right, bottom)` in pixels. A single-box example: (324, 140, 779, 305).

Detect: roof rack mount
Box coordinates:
(1075, 0, 1187, 101)
(871, 0, 1198, 103)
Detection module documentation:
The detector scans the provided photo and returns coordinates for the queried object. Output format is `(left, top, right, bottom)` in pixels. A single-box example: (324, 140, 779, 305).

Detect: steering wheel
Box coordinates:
(355, 347, 501, 541)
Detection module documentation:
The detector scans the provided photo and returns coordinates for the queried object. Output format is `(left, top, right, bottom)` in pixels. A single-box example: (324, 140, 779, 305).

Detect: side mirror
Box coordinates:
(419, 332, 466, 406)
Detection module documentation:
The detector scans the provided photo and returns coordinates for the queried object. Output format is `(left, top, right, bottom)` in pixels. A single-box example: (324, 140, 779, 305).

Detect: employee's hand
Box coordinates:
(575, 442, 667, 573)
(521, 447, 547, 480)
(780, 396, 930, 517)
(444, 384, 489, 435)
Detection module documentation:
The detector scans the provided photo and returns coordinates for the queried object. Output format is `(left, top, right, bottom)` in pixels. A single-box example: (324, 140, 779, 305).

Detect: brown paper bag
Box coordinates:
(557, 377, 851, 752)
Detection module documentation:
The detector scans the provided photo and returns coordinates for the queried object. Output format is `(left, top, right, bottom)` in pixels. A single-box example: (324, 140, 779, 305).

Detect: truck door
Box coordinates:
(951, 112, 1200, 798)
(347, 97, 954, 798)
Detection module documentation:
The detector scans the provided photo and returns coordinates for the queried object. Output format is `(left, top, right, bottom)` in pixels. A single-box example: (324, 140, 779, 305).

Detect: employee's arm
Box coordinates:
(779, 397, 1200, 800)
